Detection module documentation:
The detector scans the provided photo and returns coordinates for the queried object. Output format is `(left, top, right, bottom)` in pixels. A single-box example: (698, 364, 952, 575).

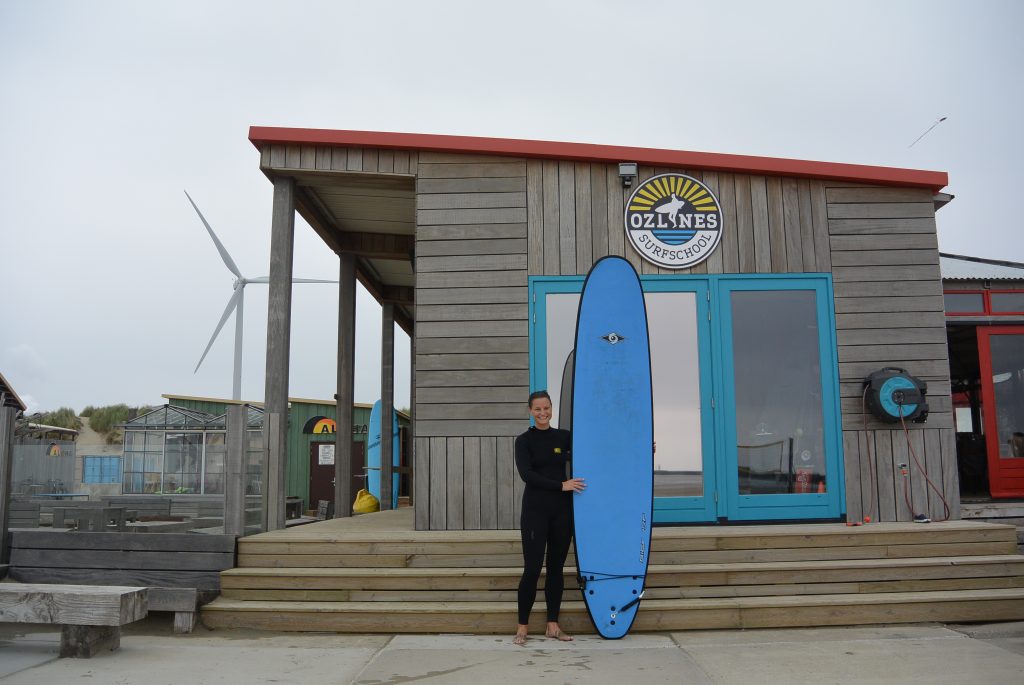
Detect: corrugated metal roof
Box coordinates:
(941, 253, 1024, 281)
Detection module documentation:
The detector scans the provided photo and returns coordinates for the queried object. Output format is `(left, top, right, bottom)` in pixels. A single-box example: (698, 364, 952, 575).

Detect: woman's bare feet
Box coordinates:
(513, 624, 528, 646)
(545, 621, 574, 641)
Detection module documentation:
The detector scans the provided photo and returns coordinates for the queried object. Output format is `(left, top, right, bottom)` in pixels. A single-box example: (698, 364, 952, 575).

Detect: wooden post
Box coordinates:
(335, 252, 357, 518)
(381, 302, 395, 511)
(0, 406, 16, 564)
(412, 333, 422, 528)
(263, 176, 295, 531)
(224, 405, 245, 537)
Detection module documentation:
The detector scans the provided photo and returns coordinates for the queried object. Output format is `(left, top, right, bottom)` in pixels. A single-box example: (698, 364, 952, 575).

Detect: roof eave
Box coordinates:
(249, 126, 949, 193)
(0, 370, 27, 412)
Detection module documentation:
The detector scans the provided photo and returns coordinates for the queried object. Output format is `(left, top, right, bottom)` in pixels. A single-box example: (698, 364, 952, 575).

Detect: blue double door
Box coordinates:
(531, 274, 844, 523)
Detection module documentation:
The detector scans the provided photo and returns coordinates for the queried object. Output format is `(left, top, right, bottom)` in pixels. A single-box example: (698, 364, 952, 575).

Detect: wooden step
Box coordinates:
(209, 520, 1024, 633)
(237, 521, 1015, 554)
(235, 542, 1020, 568)
(219, 576, 1024, 603)
(219, 555, 1024, 601)
(962, 502, 1024, 519)
(235, 522, 1019, 568)
(237, 524, 1015, 565)
(201, 588, 1024, 633)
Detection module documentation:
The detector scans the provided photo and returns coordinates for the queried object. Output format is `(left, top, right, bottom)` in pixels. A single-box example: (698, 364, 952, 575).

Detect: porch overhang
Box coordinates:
(253, 162, 416, 335)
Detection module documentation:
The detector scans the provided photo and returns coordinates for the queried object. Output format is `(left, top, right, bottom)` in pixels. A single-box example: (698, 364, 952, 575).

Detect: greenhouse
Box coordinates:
(120, 404, 264, 495)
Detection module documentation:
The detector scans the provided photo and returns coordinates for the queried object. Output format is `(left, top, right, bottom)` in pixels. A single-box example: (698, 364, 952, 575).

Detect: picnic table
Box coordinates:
(55, 507, 129, 532)
(126, 520, 194, 533)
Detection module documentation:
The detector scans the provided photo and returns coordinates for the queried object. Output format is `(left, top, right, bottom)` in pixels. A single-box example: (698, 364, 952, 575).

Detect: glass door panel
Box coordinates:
(731, 290, 826, 495)
(643, 282, 717, 522)
(719, 278, 842, 521)
(648, 292, 703, 499)
(979, 327, 1024, 497)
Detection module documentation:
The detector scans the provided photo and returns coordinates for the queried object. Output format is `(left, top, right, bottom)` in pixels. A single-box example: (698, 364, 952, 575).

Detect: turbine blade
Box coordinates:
(244, 276, 338, 284)
(194, 288, 243, 374)
(184, 190, 243, 279)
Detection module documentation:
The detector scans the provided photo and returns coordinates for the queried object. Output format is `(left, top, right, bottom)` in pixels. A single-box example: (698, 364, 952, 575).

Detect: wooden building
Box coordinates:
(247, 128, 957, 531)
(942, 254, 1024, 500)
(194, 133, 1024, 634)
(1, 371, 28, 563)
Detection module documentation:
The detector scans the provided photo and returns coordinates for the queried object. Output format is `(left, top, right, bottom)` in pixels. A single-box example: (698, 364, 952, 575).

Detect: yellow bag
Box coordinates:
(352, 488, 380, 514)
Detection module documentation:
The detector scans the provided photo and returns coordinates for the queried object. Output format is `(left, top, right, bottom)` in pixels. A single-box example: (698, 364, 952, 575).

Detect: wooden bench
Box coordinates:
(167, 496, 225, 519)
(188, 500, 226, 528)
(72, 507, 129, 532)
(104, 497, 173, 521)
(8, 530, 236, 633)
(0, 583, 147, 657)
(51, 502, 124, 529)
(9, 501, 41, 528)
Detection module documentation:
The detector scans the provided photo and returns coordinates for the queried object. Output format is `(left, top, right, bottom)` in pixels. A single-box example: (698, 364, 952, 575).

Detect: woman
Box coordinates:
(512, 390, 585, 646)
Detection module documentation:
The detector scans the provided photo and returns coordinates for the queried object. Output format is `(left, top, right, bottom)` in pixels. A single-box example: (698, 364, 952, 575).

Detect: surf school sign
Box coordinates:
(624, 173, 723, 269)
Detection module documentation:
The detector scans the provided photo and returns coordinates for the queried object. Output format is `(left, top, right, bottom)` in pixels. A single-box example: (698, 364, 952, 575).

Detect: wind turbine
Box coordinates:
(185, 190, 336, 400)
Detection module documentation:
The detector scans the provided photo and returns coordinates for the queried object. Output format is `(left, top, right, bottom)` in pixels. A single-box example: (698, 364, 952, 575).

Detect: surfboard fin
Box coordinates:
(617, 591, 645, 615)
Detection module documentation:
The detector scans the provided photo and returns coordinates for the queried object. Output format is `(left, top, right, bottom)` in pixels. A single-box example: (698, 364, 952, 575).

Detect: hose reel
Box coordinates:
(863, 367, 929, 423)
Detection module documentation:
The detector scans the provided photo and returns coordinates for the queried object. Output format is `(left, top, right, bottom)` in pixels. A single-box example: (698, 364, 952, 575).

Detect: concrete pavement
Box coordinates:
(1, 616, 1022, 684)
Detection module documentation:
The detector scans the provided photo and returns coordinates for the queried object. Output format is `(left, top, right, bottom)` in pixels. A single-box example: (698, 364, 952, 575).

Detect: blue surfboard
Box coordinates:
(559, 349, 574, 431)
(367, 400, 400, 504)
(571, 256, 653, 639)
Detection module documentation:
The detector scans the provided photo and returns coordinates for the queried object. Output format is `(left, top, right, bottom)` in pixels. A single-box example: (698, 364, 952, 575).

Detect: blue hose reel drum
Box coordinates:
(864, 367, 929, 423)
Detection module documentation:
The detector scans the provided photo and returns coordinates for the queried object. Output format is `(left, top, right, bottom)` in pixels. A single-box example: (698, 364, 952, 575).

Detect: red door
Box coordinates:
(309, 441, 366, 510)
(978, 326, 1024, 497)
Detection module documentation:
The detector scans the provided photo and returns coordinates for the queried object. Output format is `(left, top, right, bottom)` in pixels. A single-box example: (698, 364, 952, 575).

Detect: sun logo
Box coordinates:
(624, 173, 723, 269)
(302, 416, 337, 434)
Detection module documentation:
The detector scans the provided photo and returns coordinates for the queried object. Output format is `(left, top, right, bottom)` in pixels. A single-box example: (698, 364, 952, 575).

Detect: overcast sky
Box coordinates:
(1, 0, 1021, 415)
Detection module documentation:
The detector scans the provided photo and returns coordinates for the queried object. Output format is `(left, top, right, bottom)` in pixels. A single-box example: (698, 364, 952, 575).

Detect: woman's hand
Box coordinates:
(562, 478, 585, 493)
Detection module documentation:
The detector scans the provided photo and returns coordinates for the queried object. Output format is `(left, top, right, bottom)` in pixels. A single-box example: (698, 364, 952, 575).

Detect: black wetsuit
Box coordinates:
(514, 426, 573, 625)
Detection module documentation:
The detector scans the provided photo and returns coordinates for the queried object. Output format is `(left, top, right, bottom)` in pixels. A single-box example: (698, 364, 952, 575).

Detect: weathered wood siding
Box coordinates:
(414, 153, 530, 530)
(825, 184, 958, 520)
(259, 144, 419, 176)
(414, 155, 955, 528)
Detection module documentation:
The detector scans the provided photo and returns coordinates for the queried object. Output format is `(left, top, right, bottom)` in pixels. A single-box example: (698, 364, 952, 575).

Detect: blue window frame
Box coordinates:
(715, 276, 844, 521)
(529, 272, 844, 523)
(82, 455, 122, 484)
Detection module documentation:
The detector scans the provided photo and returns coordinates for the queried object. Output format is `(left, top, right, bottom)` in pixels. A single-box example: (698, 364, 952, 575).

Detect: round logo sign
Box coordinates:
(624, 173, 723, 269)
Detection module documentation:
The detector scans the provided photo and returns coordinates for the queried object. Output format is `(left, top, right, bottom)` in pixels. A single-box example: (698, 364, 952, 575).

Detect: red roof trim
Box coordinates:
(249, 127, 948, 192)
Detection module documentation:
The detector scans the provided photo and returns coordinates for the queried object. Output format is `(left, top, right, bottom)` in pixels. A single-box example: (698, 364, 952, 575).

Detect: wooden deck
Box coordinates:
(201, 510, 1024, 633)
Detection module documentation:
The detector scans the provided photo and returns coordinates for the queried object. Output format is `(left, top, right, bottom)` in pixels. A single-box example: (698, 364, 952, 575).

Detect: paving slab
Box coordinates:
(0, 629, 59, 679)
(948, 621, 1024, 657)
(0, 621, 387, 685)
(671, 624, 1024, 685)
(351, 633, 714, 684)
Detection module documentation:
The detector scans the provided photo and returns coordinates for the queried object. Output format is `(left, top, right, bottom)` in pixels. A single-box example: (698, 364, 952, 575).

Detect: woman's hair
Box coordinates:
(528, 390, 551, 407)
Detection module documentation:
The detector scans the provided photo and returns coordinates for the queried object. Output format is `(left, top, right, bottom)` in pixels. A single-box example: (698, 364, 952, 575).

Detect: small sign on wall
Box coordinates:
(318, 444, 335, 465)
(302, 415, 368, 435)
